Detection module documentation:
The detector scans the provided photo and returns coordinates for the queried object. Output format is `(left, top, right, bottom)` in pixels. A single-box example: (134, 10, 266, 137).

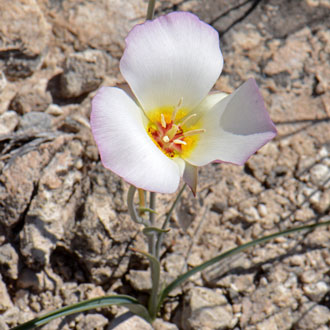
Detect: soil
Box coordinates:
(0, 0, 329, 329)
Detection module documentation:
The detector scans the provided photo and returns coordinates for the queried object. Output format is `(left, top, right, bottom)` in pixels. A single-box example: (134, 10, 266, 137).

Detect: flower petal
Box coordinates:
(120, 12, 223, 112)
(185, 78, 277, 166)
(91, 87, 181, 193)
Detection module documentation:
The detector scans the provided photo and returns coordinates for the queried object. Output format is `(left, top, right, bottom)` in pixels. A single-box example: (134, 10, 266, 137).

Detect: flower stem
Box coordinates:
(147, 191, 159, 319)
(155, 184, 186, 259)
(146, 0, 156, 20)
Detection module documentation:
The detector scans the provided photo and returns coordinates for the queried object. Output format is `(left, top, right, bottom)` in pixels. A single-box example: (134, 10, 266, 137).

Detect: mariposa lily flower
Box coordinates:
(91, 12, 276, 194)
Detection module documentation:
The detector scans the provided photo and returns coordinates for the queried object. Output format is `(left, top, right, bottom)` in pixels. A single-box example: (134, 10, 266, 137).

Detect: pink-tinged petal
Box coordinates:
(120, 12, 223, 112)
(185, 78, 277, 166)
(91, 87, 181, 193)
(183, 161, 198, 196)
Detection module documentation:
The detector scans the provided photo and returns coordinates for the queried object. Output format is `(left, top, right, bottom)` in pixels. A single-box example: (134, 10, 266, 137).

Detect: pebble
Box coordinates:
(0, 111, 19, 134)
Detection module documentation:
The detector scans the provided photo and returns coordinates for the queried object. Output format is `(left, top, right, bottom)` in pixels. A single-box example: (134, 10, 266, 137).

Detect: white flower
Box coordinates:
(91, 12, 276, 194)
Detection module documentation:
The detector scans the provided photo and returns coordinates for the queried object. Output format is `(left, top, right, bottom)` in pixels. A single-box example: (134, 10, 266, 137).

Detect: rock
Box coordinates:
(153, 318, 179, 330)
(10, 77, 52, 114)
(0, 78, 17, 115)
(126, 270, 151, 291)
(0, 133, 70, 227)
(20, 139, 83, 268)
(303, 281, 328, 302)
(0, 111, 18, 134)
(45, 104, 64, 116)
(0, 317, 9, 330)
(58, 50, 115, 98)
(310, 164, 329, 185)
(264, 29, 311, 80)
(0, 0, 51, 79)
(182, 287, 236, 330)
(44, 0, 147, 56)
(107, 313, 152, 330)
(164, 253, 186, 277)
(0, 243, 19, 279)
(295, 303, 330, 330)
(0, 275, 13, 311)
(17, 268, 42, 291)
(76, 313, 108, 330)
(19, 112, 53, 132)
(300, 269, 322, 284)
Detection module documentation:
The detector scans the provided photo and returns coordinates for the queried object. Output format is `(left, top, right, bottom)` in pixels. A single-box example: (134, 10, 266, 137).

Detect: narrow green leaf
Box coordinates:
(12, 295, 152, 330)
(158, 220, 330, 310)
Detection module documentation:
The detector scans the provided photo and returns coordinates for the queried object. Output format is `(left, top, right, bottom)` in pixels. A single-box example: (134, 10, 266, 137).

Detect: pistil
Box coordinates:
(166, 124, 179, 139)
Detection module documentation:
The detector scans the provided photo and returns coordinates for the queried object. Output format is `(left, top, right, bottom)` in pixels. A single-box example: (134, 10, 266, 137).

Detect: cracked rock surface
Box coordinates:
(0, 0, 329, 329)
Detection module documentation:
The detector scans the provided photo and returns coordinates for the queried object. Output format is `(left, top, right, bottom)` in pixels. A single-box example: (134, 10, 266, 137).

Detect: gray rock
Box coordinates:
(108, 313, 152, 330)
(19, 112, 53, 132)
(76, 313, 108, 330)
(59, 50, 115, 98)
(126, 270, 151, 292)
(0, 243, 18, 279)
(295, 303, 330, 330)
(20, 139, 83, 268)
(182, 287, 236, 330)
(0, 0, 51, 78)
(10, 79, 52, 114)
(0, 134, 70, 227)
(0, 274, 13, 311)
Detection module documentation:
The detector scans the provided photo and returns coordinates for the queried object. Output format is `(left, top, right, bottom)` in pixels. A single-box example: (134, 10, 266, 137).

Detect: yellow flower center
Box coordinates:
(146, 100, 204, 158)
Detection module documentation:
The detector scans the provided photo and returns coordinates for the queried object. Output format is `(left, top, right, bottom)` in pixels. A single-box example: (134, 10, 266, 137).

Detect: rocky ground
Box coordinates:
(0, 0, 329, 329)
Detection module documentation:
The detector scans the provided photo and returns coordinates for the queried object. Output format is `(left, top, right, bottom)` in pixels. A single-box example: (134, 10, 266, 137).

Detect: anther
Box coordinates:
(163, 136, 170, 143)
(182, 128, 206, 137)
(173, 139, 187, 145)
(160, 113, 167, 128)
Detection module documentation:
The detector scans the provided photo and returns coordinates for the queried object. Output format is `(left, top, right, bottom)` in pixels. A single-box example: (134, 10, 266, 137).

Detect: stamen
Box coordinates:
(173, 139, 187, 145)
(182, 128, 206, 137)
(178, 113, 197, 127)
(160, 113, 167, 128)
(163, 136, 170, 143)
(171, 97, 184, 121)
(166, 124, 179, 139)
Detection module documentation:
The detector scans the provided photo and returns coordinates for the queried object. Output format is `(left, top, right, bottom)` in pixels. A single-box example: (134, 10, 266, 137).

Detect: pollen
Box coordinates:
(146, 102, 204, 158)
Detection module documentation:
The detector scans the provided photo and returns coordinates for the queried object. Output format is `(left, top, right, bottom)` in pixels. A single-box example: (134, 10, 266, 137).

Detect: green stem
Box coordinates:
(148, 192, 157, 256)
(155, 184, 186, 259)
(147, 191, 159, 319)
(146, 0, 156, 20)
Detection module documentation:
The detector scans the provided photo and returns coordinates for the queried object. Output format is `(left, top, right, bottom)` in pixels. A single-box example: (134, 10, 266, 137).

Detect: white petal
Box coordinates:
(186, 79, 277, 166)
(120, 12, 223, 112)
(91, 87, 181, 193)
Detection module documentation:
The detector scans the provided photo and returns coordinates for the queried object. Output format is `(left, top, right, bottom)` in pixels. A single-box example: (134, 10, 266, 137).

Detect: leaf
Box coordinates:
(12, 295, 152, 330)
(157, 220, 330, 311)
